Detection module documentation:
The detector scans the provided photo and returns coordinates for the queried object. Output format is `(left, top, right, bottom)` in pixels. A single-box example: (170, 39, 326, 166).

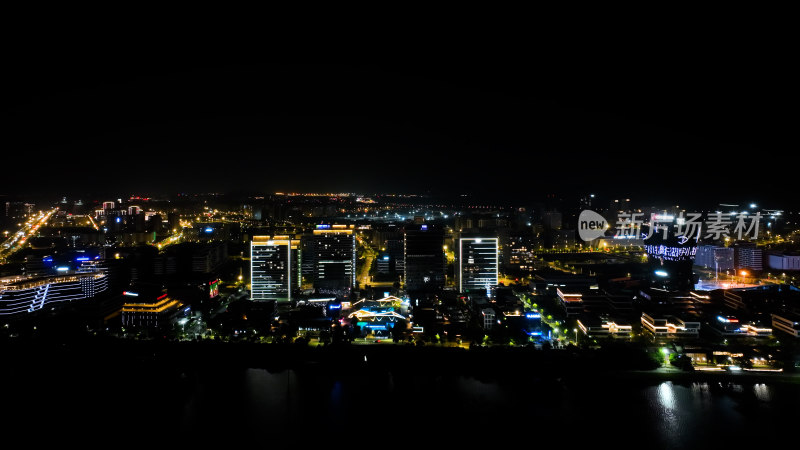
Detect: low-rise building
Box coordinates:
(641, 313, 700, 338)
(771, 311, 800, 337)
(576, 314, 632, 339)
(708, 313, 772, 338)
(557, 288, 584, 317)
(768, 254, 800, 271)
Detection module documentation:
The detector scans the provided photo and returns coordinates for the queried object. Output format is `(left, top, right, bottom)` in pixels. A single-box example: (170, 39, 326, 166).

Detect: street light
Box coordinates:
(574, 328, 578, 344)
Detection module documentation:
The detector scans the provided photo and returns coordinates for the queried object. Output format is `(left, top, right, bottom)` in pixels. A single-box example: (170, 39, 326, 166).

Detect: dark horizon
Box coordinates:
(3, 57, 795, 208)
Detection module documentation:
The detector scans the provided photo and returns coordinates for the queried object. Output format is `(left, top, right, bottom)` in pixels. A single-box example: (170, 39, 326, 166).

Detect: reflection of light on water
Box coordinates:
(753, 383, 772, 402)
(658, 382, 676, 410)
(656, 381, 679, 437)
(691, 382, 709, 396)
(690, 382, 711, 410)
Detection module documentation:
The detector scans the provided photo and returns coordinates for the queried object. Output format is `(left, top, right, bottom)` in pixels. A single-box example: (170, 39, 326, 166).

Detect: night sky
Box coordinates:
(2, 45, 795, 208)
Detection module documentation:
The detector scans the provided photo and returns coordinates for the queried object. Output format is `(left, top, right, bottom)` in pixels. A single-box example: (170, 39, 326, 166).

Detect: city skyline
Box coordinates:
(3, 45, 799, 446)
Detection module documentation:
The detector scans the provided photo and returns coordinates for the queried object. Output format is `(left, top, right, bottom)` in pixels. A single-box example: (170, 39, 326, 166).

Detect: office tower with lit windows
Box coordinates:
(404, 224, 445, 291)
(458, 236, 499, 294)
(309, 225, 356, 291)
(250, 235, 301, 302)
(735, 243, 763, 271)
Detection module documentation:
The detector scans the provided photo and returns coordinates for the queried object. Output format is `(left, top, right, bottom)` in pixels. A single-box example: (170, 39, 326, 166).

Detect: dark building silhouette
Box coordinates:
(404, 224, 445, 292)
(308, 225, 356, 291)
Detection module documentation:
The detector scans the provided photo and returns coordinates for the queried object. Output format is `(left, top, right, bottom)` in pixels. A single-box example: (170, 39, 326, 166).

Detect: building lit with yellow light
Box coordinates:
(641, 313, 700, 338)
(577, 314, 632, 339)
(121, 289, 187, 329)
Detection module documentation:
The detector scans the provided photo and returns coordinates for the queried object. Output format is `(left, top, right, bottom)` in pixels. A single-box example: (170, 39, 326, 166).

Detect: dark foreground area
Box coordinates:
(3, 339, 797, 447)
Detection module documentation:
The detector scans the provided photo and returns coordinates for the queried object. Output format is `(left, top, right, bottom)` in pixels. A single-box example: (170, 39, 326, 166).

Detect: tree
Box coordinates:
(391, 319, 408, 342)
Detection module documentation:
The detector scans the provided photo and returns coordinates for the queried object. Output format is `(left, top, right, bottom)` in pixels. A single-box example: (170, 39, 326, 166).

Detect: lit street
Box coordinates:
(0, 208, 57, 263)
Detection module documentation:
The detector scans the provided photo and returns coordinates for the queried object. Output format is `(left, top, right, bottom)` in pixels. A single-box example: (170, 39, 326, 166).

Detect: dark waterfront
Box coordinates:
(5, 343, 797, 447)
(175, 368, 798, 447)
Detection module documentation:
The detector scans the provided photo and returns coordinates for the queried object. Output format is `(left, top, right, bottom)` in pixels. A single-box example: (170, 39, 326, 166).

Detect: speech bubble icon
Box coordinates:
(578, 210, 609, 242)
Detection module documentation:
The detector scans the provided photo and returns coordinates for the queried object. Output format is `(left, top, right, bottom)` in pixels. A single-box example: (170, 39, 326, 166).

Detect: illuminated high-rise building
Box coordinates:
(250, 235, 301, 302)
(458, 236, 498, 294)
(404, 224, 445, 291)
(643, 217, 699, 291)
(309, 225, 356, 291)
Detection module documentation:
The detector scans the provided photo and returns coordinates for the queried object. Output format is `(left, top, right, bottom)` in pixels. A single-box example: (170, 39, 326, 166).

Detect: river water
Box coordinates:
(7, 365, 796, 446)
(175, 369, 795, 446)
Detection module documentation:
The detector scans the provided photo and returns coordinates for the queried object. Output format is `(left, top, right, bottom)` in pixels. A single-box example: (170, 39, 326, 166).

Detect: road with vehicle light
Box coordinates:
(0, 209, 57, 263)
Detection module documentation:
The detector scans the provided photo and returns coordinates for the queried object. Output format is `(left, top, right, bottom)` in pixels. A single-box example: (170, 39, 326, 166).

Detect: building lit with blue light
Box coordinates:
(347, 296, 408, 336)
(642, 216, 699, 291)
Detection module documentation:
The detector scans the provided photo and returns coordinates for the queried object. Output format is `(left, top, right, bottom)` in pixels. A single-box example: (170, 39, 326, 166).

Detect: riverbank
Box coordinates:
(5, 337, 797, 386)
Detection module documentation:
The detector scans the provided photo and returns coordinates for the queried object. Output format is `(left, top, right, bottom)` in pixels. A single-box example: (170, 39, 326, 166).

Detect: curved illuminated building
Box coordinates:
(0, 272, 108, 317)
(641, 214, 699, 291)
